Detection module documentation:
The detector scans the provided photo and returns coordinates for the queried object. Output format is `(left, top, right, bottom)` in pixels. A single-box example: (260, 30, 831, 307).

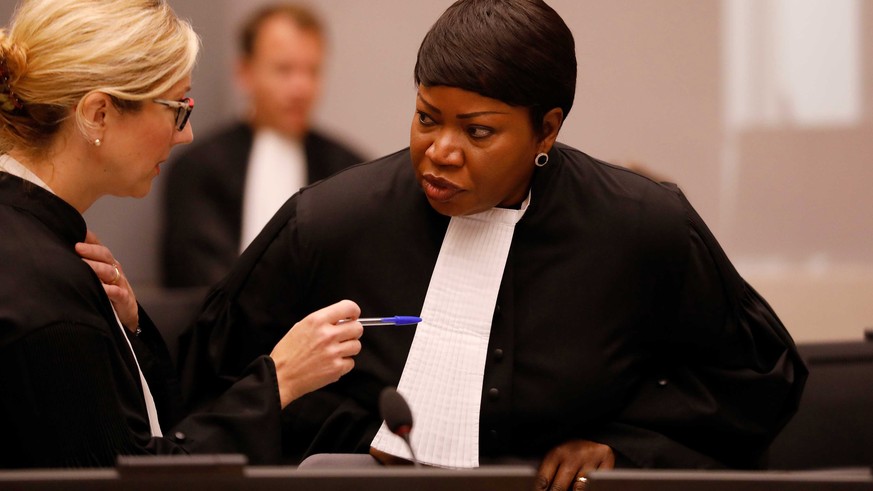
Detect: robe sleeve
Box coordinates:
(138, 306, 285, 464)
(168, 354, 283, 464)
(590, 189, 807, 469)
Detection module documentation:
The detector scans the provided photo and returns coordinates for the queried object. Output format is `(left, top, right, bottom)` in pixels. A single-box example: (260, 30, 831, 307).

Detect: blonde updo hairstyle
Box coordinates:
(0, 0, 200, 156)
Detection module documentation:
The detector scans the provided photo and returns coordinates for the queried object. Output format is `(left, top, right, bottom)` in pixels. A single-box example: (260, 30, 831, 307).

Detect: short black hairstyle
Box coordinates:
(414, 0, 577, 134)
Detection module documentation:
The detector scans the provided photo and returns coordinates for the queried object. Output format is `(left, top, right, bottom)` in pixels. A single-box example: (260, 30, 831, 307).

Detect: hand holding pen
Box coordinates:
(270, 300, 364, 407)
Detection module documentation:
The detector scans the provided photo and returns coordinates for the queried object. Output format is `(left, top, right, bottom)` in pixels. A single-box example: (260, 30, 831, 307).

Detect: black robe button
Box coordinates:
(488, 388, 500, 400)
(493, 348, 504, 361)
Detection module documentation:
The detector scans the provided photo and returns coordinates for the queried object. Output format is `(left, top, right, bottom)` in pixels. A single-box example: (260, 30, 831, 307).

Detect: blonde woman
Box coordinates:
(0, 0, 363, 468)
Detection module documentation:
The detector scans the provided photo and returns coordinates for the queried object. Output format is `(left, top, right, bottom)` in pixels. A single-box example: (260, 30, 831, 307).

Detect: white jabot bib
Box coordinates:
(371, 194, 531, 468)
(240, 128, 306, 252)
(1, 154, 162, 437)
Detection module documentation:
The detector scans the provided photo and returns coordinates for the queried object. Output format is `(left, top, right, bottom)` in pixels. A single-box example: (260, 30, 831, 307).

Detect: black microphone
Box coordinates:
(379, 387, 420, 467)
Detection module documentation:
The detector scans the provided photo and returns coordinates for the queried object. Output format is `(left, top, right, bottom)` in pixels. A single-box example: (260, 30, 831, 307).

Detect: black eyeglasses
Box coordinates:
(153, 97, 194, 131)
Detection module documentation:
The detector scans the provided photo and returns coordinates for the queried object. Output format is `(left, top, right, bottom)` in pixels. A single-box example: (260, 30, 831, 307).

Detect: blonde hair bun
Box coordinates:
(0, 0, 200, 155)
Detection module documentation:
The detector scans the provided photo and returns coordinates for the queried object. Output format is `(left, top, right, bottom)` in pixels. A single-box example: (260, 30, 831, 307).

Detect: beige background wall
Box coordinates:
(2, 1, 870, 343)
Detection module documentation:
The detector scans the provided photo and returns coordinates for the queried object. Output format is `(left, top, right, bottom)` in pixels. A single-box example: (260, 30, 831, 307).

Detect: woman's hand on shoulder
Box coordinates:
(75, 230, 139, 332)
(536, 439, 615, 491)
(270, 299, 364, 408)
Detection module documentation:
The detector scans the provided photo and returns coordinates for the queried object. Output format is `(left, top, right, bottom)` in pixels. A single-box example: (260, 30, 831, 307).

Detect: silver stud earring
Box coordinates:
(93, 138, 102, 147)
(535, 152, 549, 167)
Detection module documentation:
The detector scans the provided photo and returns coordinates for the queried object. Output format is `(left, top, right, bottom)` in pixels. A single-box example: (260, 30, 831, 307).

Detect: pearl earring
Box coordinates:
(93, 138, 102, 147)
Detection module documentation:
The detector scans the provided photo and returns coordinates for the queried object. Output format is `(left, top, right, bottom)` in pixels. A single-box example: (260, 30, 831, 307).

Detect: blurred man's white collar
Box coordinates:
(239, 128, 306, 251)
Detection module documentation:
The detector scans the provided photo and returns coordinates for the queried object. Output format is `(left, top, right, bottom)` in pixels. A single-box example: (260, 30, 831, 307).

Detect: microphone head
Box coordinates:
(379, 387, 413, 436)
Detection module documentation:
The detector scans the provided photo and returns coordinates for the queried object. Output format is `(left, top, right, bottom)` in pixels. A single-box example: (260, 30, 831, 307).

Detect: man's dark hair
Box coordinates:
(239, 3, 323, 58)
(414, 0, 577, 133)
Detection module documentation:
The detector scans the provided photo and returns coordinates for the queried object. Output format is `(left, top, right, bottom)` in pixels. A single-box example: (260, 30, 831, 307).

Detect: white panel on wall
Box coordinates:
(725, 0, 861, 128)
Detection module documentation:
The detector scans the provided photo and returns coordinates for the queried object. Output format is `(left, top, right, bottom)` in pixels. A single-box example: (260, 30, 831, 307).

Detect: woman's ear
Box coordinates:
(78, 92, 112, 137)
(538, 107, 564, 152)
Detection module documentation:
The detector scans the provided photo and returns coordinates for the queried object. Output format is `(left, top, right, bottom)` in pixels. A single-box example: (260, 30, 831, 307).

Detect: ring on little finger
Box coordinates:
(110, 264, 120, 285)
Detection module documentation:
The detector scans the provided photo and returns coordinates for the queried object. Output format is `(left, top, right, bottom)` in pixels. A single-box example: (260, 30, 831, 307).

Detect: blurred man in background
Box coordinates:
(162, 3, 364, 288)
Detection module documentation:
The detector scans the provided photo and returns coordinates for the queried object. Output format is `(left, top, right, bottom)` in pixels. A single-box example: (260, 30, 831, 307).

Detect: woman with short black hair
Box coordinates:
(182, 1, 806, 489)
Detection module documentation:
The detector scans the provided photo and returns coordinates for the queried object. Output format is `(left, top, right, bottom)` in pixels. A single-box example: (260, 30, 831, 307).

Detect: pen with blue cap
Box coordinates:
(341, 316, 422, 327)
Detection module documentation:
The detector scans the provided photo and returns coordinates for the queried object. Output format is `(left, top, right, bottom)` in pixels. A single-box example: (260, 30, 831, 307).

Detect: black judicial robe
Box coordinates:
(180, 143, 807, 468)
(0, 173, 282, 468)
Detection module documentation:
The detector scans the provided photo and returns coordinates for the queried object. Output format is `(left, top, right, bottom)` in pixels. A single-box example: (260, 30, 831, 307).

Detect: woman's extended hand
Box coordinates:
(76, 230, 139, 332)
(270, 300, 364, 408)
(535, 439, 615, 491)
